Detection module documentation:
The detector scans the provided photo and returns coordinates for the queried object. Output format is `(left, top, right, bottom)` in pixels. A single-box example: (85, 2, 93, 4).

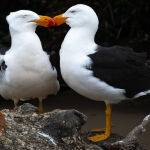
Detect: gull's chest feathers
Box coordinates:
(6, 49, 43, 72)
(3, 40, 53, 89)
(4, 32, 52, 74)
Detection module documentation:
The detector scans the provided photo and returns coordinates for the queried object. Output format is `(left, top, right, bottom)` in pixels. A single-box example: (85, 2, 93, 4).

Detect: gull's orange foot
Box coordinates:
(88, 133, 109, 142)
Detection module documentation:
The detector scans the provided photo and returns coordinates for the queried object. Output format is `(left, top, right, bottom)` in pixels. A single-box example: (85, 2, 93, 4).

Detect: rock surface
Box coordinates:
(0, 103, 149, 150)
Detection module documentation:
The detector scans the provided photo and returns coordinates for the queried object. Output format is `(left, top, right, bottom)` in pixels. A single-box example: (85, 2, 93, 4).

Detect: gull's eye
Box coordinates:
(22, 14, 28, 18)
(70, 10, 76, 14)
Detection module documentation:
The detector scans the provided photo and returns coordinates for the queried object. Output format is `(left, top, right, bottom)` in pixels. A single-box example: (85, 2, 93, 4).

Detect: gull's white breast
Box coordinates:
(0, 33, 59, 100)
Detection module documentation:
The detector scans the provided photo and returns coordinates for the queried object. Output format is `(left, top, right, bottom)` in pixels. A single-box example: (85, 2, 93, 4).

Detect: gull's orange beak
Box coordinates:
(53, 14, 67, 26)
(33, 16, 55, 27)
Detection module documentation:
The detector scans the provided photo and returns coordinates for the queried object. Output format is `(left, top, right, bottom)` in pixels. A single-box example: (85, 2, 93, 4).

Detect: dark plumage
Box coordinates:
(88, 46, 150, 98)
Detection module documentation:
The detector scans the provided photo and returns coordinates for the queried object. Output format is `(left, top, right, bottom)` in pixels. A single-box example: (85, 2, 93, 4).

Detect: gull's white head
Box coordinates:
(65, 4, 99, 28)
(53, 4, 99, 31)
(6, 10, 40, 32)
(6, 10, 54, 33)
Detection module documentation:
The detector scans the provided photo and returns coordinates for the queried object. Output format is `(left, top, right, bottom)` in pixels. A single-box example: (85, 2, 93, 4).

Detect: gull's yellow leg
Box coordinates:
(91, 128, 105, 132)
(38, 98, 44, 114)
(88, 103, 112, 142)
(13, 99, 19, 110)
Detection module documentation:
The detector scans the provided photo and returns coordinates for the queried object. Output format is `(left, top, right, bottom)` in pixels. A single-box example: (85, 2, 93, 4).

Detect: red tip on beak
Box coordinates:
(33, 16, 55, 28)
(48, 18, 56, 27)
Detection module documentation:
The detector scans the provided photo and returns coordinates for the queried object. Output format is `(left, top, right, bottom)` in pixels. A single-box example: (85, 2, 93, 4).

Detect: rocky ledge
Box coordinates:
(0, 103, 149, 150)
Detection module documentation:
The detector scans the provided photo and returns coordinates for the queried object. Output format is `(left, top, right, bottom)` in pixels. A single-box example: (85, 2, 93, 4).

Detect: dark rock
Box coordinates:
(0, 103, 90, 150)
(17, 103, 38, 114)
(0, 103, 149, 150)
(85, 144, 103, 150)
(42, 109, 87, 139)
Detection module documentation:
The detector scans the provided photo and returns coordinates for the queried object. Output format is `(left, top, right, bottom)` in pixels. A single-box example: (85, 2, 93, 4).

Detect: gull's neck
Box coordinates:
(9, 29, 42, 51)
(9, 24, 36, 38)
(60, 27, 97, 55)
